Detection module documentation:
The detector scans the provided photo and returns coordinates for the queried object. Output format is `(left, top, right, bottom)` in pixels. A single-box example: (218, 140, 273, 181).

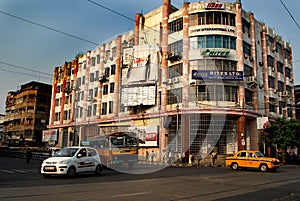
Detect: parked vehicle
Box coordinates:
(225, 150, 280, 172)
(40, 146, 102, 177)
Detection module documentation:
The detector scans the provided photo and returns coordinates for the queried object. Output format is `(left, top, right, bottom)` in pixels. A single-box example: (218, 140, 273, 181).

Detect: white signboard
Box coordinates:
(42, 129, 58, 142)
(257, 117, 269, 130)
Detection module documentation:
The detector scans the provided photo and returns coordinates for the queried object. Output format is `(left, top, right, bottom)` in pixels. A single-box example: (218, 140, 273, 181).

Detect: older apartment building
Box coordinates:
(3, 81, 52, 146)
(48, 0, 295, 159)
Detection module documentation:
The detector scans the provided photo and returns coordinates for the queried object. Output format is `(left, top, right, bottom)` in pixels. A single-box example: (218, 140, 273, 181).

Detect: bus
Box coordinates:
(88, 131, 139, 168)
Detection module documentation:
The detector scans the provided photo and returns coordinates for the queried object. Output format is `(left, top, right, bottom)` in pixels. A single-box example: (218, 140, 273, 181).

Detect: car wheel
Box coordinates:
(260, 164, 268, 172)
(231, 163, 239, 170)
(67, 167, 76, 177)
(94, 165, 102, 176)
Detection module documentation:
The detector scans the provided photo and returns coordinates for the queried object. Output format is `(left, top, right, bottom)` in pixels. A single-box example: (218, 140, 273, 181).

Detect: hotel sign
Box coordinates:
(201, 49, 230, 57)
(205, 1, 225, 10)
(192, 70, 244, 81)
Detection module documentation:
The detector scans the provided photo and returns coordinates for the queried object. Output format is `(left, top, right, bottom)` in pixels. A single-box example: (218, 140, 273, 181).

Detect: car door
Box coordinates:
(246, 151, 257, 168)
(76, 148, 89, 173)
(86, 148, 98, 171)
(237, 151, 247, 167)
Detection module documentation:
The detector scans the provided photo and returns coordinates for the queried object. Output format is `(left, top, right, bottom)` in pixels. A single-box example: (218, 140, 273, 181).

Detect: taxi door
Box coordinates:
(247, 151, 259, 168)
(76, 148, 90, 172)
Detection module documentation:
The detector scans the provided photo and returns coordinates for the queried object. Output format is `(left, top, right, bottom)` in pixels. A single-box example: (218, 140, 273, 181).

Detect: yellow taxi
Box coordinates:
(225, 150, 280, 172)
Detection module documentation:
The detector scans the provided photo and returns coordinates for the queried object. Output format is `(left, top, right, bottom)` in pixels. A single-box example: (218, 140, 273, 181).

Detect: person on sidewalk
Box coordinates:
(197, 152, 202, 168)
(210, 150, 217, 167)
(25, 148, 32, 164)
(145, 151, 149, 163)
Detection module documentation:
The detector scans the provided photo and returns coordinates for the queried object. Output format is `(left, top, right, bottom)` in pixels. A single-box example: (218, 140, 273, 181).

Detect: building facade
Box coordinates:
(3, 81, 52, 147)
(48, 0, 295, 159)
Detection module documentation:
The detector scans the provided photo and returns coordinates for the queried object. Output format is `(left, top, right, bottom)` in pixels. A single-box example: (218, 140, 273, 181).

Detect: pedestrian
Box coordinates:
(210, 150, 217, 167)
(150, 150, 155, 163)
(25, 148, 32, 164)
(197, 152, 202, 168)
(191, 154, 195, 167)
(145, 151, 149, 163)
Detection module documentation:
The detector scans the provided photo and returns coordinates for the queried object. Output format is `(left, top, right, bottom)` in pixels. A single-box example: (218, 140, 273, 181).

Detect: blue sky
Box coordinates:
(0, 0, 299, 113)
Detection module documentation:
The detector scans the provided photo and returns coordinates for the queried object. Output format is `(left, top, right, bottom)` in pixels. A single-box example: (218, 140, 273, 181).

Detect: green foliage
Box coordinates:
(264, 118, 300, 150)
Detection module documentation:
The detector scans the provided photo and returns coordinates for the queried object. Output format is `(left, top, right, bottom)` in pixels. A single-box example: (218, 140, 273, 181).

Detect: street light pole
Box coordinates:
(176, 104, 179, 152)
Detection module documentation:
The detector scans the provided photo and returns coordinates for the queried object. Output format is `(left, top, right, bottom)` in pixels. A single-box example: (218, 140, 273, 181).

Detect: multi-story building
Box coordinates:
(294, 85, 300, 120)
(48, 0, 295, 160)
(4, 81, 52, 147)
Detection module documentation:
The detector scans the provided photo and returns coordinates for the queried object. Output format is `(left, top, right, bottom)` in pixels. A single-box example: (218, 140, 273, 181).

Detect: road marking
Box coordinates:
(0, 169, 14, 173)
(112, 191, 152, 198)
(11, 169, 27, 173)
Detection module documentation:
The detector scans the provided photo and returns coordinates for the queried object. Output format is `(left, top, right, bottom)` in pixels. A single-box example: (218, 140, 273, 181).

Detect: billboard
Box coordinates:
(121, 44, 160, 106)
(42, 129, 58, 142)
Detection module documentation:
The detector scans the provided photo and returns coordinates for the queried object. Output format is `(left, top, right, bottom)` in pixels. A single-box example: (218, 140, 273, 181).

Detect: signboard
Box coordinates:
(202, 49, 230, 57)
(205, 0, 225, 9)
(121, 85, 156, 106)
(42, 129, 58, 142)
(130, 125, 158, 147)
(192, 70, 243, 80)
(257, 117, 269, 130)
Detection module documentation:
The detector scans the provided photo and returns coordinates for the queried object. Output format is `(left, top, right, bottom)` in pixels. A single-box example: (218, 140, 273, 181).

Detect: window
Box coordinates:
(112, 47, 117, 58)
(278, 81, 284, 92)
(189, 12, 235, 26)
(169, 40, 183, 54)
(103, 85, 109, 95)
(169, 18, 183, 33)
(96, 54, 100, 64)
(91, 57, 96, 66)
(243, 42, 251, 56)
(267, 56, 274, 67)
(87, 105, 92, 117)
(94, 87, 98, 97)
(277, 62, 283, 73)
(64, 110, 69, 120)
(82, 76, 86, 85)
(88, 89, 93, 99)
(285, 67, 291, 78)
(268, 76, 275, 89)
(102, 102, 107, 115)
(198, 36, 205, 49)
(167, 88, 182, 104)
(104, 67, 110, 77)
(196, 35, 236, 50)
(245, 89, 253, 104)
(93, 104, 97, 116)
(109, 101, 113, 114)
(81, 91, 84, 101)
(269, 97, 276, 113)
(215, 35, 222, 48)
(55, 99, 60, 106)
(110, 83, 115, 93)
(169, 63, 183, 78)
(55, 112, 60, 121)
(111, 65, 116, 75)
(90, 73, 94, 82)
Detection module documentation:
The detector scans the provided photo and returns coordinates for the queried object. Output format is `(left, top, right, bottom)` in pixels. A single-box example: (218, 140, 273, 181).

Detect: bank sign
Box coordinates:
(192, 70, 243, 81)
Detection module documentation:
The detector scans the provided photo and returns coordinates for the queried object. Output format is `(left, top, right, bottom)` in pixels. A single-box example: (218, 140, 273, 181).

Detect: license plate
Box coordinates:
(45, 166, 55, 170)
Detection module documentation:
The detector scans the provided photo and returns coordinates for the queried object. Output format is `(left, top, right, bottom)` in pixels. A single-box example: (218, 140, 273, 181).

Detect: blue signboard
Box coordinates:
(192, 70, 243, 81)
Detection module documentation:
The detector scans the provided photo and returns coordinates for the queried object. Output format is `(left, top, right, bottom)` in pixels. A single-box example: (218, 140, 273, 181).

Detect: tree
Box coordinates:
(264, 118, 300, 163)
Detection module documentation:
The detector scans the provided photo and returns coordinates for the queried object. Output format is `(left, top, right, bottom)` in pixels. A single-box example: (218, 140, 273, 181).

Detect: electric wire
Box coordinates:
(279, 0, 300, 31)
(0, 68, 51, 80)
(0, 61, 52, 77)
(0, 10, 99, 46)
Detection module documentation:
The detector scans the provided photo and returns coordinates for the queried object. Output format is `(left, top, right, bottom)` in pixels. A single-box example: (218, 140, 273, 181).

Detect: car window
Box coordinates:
(256, 151, 264, 158)
(88, 148, 97, 156)
(78, 148, 87, 157)
(54, 148, 78, 157)
(237, 152, 246, 157)
(248, 152, 255, 158)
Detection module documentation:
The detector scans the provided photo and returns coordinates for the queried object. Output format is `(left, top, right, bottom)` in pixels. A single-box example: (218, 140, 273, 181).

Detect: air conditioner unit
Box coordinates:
(110, 57, 114, 61)
(172, 77, 179, 83)
(249, 56, 253, 61)
(272, 47, 277, 52)
(259, 61, 263, 66)
(273, 89, 277, 93)
(247, 76, 256, 83)
(289, 78, 293, 82)
(167, 79, 173, 85)
(244, 54, 248, 59)
(272, 67, 275, 72)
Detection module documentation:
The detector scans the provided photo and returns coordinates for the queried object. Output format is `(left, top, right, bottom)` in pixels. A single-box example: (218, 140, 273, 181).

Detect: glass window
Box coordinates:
(215, 36, 222, 48)
(198, 36, 206, 49)
(206, 36, 214, 48)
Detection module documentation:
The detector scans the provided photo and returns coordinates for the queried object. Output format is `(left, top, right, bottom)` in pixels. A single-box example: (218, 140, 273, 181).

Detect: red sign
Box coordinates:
(145, 133, 156, 141)
(205, 2, 225, 9)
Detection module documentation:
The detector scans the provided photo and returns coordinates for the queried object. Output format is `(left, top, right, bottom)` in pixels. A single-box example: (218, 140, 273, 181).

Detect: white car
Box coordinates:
(41, 146, 102, 177)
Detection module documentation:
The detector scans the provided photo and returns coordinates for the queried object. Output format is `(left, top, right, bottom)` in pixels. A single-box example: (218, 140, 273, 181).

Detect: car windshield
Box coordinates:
(255, 151, 264, 158)
(53, 148, 78, 157)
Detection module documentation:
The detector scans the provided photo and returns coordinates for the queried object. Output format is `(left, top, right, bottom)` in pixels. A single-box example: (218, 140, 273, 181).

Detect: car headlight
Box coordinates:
(59, 159, 71, 164)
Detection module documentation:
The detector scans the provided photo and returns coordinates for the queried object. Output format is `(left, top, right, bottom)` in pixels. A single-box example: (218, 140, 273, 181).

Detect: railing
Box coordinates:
(0, 147, 51, 161)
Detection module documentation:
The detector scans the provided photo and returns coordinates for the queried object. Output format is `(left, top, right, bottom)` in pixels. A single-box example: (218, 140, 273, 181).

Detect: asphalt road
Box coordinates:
(0, 156, 300, 201)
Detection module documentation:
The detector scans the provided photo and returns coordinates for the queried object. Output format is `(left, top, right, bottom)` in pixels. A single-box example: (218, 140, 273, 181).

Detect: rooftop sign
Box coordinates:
(205, 1, 225, 10)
